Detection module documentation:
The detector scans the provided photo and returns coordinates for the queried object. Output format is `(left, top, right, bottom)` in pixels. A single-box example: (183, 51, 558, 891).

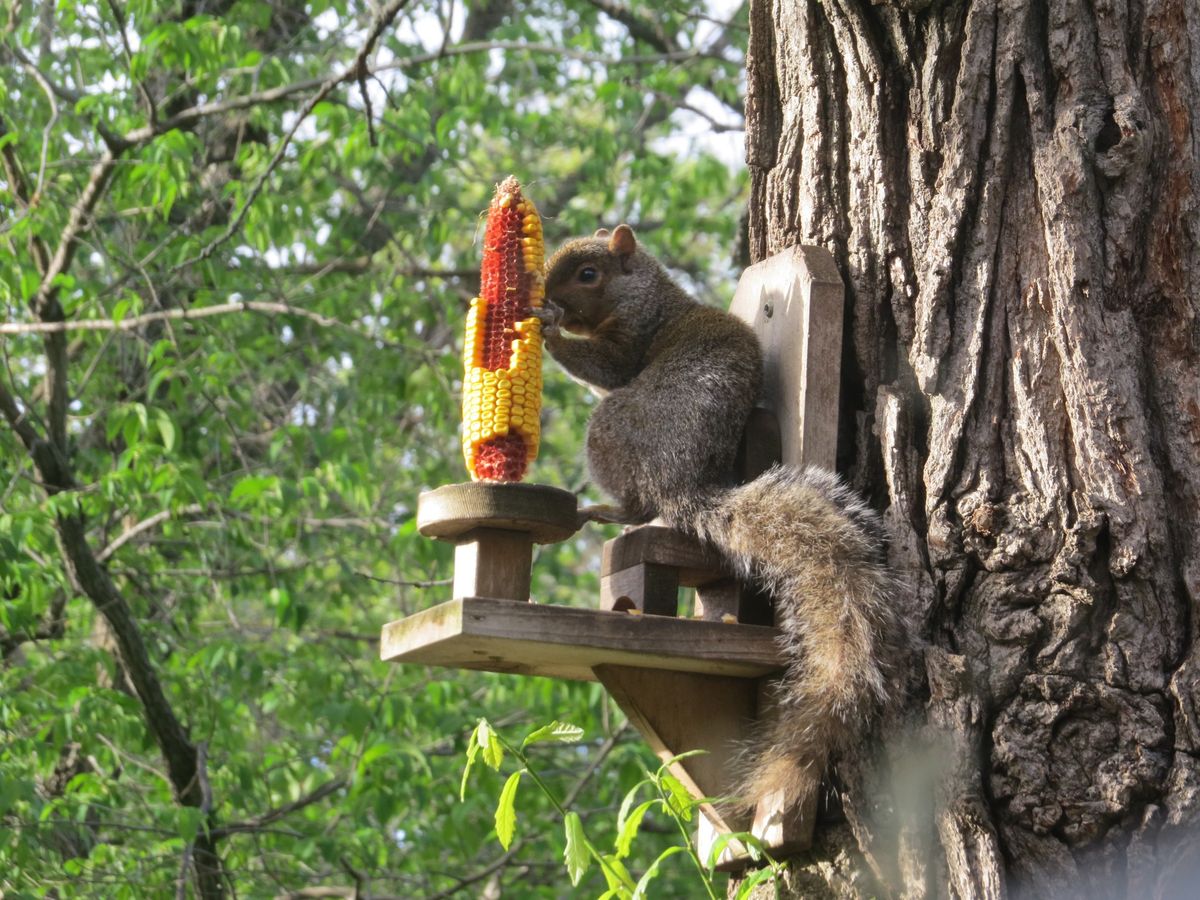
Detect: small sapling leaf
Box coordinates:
(615, 799, 655, 859)
(520, 721, 584, 748)
(563, 811, 590, 886)
(460, 723, 482, 801)
(659, 773, 695, 823)
(734, 864, 781, 900)
(616, 778, 651, 833)
(494, 770, 522, 850)
(631, 846, 685, 899)
(598, 854, 636, 893)
(479, 721, 503, 770)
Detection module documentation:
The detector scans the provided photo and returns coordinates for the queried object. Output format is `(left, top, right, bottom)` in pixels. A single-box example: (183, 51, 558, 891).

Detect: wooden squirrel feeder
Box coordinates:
(382, 245, 844, 869)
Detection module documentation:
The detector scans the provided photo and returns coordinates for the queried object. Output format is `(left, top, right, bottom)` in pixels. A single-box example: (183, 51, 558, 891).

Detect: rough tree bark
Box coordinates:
(744, 1, 1200, 897)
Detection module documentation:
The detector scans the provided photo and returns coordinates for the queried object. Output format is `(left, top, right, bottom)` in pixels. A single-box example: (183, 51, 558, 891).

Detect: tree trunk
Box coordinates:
(744, 1, 1200, 897)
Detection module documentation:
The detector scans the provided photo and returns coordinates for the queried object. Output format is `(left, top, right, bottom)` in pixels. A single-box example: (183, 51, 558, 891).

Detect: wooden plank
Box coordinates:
(601, 526, 726, 587)
(380, 598, 785, 682)
(729, 245, 843, 471)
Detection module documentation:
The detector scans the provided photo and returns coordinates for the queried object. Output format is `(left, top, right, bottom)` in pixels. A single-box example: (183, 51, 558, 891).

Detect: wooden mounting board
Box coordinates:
(380, 597, 784, 682)
(729, 244, 843, 471)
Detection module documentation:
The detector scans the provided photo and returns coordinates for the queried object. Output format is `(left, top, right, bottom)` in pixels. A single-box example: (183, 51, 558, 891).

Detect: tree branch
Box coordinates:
(211, 777, 347, 839)
(175, 0, 414, 269)
(585, 0, 675, 53)
(97, 504, 206, 562)
(0, 300, 361, 335)
(2, 45, 129, 150)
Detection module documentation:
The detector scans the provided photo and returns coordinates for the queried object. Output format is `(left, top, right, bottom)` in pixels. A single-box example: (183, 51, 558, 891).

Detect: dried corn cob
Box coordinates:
(462, 176, 545, 481)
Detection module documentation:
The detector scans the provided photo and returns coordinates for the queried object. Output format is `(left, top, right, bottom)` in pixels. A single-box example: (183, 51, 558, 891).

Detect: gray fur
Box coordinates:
(544, 228, 908, 811)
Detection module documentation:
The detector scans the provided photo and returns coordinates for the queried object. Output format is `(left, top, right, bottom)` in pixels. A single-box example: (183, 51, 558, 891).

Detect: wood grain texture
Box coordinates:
(416, 481, 578, 544)
(601, 525, 726, 585)
(451, 529, 533, 602)
(729, 244, 843, 471)
(745, 1, 1200, 896)
(379, 598, 785, 681)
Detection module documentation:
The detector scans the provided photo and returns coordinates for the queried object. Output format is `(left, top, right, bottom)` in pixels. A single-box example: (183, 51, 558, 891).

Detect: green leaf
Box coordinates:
(520, 721, 584, 748)
(460, 722, 482, 801)
(563, 811, 589, 886)
(631, 846, 686, 900)
(478, 720, 503, 771)
(176, 806, 203, 842)
(659, 773, 695, 822)
(615, 799, 655, 859)
(156, 410, 176, 453)
(229, 474, 280, 505)
(494, 770, 521, 850)
(616, 778, 651, 832)
(597, 853, 636, 894)
(734, 864, 782, 900)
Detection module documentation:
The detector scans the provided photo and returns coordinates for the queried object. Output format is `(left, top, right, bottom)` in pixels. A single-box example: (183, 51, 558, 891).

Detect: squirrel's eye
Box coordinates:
(577, 266, 598, 284)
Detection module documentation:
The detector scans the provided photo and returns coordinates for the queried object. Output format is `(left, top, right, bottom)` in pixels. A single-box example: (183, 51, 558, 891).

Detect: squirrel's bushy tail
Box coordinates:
(664, 464, 906, 811)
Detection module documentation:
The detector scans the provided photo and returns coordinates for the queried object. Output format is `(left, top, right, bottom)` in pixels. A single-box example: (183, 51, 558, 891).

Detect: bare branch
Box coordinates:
(647, 88, 744, 132)
(380, 39, 721, 70)
(0, 375, 41, 449)
(102, 0, 156, 122)
(114, 41, 724, 150)
(211, 777, 347, 838)
(0, 300, 361, 335)
(2, 45, 129, 151)
(586, 0, 676, 53)
(30, 147, 121, 448)
(0, 113, 52, 271)
(97, 504, 206, 562)
(176, 0, 414, 269)
(355, 572, 452, 589)
(13, 47, 60, 199)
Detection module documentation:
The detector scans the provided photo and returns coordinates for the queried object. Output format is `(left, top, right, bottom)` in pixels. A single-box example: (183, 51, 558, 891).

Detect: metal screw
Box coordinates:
(763, 301, 774, 318)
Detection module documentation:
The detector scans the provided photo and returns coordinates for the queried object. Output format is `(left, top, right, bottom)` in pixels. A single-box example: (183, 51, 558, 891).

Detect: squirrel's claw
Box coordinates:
(577, 503, 639, 527)
(531, 303, 564, 337)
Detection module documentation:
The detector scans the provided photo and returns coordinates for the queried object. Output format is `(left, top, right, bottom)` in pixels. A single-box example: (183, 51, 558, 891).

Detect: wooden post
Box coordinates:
(416, 482, 578, 602)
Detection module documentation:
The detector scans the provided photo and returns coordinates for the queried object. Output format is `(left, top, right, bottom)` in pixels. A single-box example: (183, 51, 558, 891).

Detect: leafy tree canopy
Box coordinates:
(0, 1, 748, 896)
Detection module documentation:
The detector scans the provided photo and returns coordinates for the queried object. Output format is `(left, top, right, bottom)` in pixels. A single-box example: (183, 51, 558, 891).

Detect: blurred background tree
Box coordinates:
(0, 1, 749, 896)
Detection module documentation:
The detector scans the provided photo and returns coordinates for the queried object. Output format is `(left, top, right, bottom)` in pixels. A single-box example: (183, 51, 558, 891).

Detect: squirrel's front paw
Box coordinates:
(531, 303, 564, 337)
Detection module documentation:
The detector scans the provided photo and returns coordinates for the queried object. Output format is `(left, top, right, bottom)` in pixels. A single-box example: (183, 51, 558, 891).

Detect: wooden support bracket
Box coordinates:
(382, 245, 845, 873)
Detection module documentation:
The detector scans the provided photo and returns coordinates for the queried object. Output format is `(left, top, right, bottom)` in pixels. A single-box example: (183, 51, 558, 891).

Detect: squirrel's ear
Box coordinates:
(609, 224, 637, 257)
(593, 228, 611, 238)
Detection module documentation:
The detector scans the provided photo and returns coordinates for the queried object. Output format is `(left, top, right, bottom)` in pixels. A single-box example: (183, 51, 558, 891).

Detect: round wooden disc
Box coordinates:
(417, 482, 579, 544)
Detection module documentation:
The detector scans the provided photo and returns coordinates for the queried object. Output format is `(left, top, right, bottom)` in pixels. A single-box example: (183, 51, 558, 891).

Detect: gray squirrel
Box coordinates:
(537, 224, 907, 812)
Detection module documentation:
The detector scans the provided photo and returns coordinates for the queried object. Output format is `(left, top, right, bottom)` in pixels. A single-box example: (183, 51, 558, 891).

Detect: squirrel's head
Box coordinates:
(544, 224, 650, 334)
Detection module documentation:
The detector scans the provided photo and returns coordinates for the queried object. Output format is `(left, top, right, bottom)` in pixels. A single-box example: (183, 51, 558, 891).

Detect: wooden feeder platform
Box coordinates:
(381, 596, 784, 681)
(381, 245, 845, 869)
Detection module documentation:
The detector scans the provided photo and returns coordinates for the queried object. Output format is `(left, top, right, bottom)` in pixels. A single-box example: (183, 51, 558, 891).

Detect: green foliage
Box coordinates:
(0, 1, 749, 896)
(461, 719, 785, 899)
